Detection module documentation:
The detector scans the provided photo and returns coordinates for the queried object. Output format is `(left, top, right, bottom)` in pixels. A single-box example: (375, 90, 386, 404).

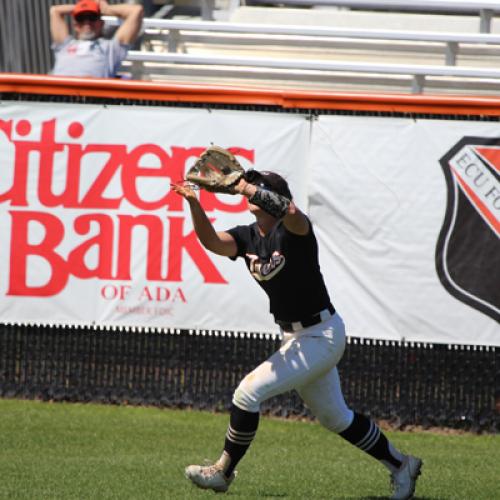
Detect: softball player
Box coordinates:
(172, 170, 422, 499)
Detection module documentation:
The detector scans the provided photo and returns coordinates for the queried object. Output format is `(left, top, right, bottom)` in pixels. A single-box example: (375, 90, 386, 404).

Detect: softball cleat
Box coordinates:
(390, 455, 422, 499)
(185, 462, 236, 493)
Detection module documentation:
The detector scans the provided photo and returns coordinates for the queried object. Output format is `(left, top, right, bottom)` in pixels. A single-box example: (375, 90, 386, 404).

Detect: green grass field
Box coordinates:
(0, 399, 498, 500)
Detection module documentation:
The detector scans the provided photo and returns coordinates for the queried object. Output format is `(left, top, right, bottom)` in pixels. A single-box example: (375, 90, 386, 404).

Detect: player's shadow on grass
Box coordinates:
(354, 497, 444, 500)
(230, 495, 441, 499)
(230, 492, 287, 498)
(239, 494, 287, 498)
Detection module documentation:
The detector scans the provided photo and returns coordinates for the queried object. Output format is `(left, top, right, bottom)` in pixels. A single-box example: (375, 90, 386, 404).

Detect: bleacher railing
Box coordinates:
(102, 17, 500, 93)
(238, 0, 500, 33)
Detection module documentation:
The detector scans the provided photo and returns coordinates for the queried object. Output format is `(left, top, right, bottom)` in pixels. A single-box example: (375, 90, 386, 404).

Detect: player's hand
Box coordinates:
(53, 4, 75, 15)
(171, 182, 197, 202)
(97, 0, 111, 15)
(233, 178, 257, 198)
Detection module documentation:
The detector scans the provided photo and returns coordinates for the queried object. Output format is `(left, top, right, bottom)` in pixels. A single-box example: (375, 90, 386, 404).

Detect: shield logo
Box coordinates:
(436, 137, 499, 323)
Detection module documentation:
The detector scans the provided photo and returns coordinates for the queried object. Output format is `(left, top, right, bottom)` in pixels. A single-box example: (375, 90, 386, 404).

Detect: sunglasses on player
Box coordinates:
(75, 13, 100, 23)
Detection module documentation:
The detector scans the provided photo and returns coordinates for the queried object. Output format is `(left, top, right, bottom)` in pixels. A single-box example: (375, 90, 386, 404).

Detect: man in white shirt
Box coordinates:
(50, 0, 143, 78)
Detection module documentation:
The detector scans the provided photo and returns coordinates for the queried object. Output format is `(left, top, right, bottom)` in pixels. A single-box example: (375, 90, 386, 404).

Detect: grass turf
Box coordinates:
(0, 399, 498, 499)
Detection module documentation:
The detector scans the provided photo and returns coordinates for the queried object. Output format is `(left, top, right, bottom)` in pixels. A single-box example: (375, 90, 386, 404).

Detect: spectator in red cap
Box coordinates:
(50, 0, 143, 78)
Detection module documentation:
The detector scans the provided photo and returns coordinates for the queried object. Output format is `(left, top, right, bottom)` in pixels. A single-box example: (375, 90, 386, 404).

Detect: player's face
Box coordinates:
(248, 202, 279, 227)
(73, 14, 103, 40)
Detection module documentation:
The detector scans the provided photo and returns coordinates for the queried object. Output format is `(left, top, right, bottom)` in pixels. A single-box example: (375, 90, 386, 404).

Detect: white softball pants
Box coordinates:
(232, 312, 354, 433)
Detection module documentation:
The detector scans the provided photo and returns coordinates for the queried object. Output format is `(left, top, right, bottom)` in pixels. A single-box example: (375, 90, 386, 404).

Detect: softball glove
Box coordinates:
(186, 145, 244, 194)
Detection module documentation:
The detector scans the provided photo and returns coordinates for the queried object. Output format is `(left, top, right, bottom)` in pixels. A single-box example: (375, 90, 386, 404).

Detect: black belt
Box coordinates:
(276, 304, 335, 332)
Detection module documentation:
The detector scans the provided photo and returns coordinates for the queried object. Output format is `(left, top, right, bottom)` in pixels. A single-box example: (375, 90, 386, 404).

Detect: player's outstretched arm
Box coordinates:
(99, 0, 143, 45)
(172, 183, 238, 257)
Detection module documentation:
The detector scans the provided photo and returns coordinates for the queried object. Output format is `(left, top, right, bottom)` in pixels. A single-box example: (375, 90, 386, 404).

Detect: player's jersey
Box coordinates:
(52, 36, 129, 78)
(227, 218, 332, 323)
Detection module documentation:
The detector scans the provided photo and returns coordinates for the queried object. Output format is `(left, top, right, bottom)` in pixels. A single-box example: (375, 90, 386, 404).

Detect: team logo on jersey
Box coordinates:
(246, 252, 285, 281)
(436, 137, 499, 322)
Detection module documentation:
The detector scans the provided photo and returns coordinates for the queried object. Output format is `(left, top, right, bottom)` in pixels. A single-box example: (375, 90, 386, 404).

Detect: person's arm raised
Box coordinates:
(99, 0, 143, 45)
(50, 4, 73, 44)
(171, 184, 238, 257)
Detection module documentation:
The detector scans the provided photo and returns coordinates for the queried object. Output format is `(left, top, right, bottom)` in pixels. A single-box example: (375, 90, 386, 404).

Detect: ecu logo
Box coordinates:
(436, 137, 500, 323)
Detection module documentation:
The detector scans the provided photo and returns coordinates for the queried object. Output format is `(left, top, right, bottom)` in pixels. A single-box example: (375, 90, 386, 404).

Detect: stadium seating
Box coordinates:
(105, 7, 500, 94)
(4, 0, 500, 93)
(226, 0, 500, 32)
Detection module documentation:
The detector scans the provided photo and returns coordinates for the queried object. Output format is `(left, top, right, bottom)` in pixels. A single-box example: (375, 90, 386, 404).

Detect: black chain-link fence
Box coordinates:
(0, 323, 498, 432)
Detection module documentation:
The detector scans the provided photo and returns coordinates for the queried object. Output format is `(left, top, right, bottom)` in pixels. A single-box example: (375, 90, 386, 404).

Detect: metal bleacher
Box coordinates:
(4, 0, 500, 94)
(111, 0, 500, 94)
(227, 0, 500, 32)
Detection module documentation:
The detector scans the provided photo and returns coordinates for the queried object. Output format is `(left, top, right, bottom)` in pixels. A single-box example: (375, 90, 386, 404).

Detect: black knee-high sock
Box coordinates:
(339, 412, 403, 471)
(221, 405, 259, 477)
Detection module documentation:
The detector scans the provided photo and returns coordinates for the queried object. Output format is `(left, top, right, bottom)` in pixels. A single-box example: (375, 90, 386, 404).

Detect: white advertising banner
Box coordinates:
(1, 103, 498, 345)
(0, 102, 310, 333)
(310, 116, 499, 346)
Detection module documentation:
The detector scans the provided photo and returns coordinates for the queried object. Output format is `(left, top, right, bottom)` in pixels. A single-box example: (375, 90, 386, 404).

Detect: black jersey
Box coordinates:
(227, 219, 332, 323)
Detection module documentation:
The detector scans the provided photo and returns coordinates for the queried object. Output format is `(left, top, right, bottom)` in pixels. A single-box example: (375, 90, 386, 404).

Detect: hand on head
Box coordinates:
(97, 0, 110, 14)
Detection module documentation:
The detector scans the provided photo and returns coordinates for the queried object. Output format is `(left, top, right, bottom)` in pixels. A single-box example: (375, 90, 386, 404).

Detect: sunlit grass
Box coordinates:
(0, 399, 498, 499)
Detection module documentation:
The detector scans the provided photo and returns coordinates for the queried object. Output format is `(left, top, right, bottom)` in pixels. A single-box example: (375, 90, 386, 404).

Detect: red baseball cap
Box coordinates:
(72, 0, 101, 18)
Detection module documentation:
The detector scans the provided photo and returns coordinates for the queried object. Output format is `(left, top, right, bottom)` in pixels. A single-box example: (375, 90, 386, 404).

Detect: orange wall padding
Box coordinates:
(2, 73, 500, 116)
